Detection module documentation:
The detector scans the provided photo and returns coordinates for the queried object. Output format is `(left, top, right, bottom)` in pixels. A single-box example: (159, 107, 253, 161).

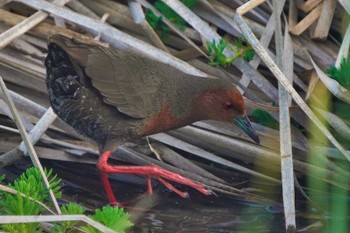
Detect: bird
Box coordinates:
(45, 34, 260, 205)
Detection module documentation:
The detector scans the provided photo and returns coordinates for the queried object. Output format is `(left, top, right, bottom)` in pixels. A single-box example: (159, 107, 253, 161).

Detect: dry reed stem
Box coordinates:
(0, 0, 70, 50)
(274, 0, 296, 228)
(290, 2, 323, 35)
(310, 0, 337, 40)
(0, 215, 117, 233)
(236, 0, 267, 15)
(298, 0, 323, 13)
(0, 76, 61, 214)
(235, 14, 350, 162)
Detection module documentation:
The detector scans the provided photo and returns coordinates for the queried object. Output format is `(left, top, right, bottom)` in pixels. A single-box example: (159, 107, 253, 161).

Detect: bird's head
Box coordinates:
(193, 85, 260, 144)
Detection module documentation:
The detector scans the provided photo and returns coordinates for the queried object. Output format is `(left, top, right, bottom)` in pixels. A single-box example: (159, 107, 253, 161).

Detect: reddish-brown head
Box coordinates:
(192, 86, 244, 121)
(192, 85, 260, 144)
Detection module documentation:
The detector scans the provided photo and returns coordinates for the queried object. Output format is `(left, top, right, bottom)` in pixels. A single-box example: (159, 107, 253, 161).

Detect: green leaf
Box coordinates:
(207, 37, 255, 66)
(145, 0, 197, 40)
(207, 39, 230, 66)
(243, 47, 255, 61)
(0, 167, 62, 233)
(252, 109, 279, 129)
(80, 206, 134, 233)
(326, 57, 350, 90)
(51, 203, 86, 233)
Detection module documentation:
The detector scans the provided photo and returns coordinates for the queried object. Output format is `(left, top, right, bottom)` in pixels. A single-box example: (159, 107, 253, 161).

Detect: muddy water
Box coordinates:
(44, 160, 291, 232)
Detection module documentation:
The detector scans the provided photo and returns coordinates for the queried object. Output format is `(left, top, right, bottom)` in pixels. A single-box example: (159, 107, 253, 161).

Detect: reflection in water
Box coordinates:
(129, 195, 286, 233)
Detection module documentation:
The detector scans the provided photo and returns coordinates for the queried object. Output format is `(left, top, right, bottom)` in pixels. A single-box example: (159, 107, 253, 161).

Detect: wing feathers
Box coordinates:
(50, 34, 174, 119)
(85, 47, 163, 118)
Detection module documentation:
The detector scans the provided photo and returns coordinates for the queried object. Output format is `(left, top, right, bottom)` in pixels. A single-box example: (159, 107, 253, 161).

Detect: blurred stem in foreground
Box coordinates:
(308, 83, 349, 233)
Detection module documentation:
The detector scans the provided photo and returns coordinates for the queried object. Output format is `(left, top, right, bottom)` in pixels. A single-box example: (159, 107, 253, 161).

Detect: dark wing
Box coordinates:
(84, 48, 166, 118)
(49, 34, 171, 119)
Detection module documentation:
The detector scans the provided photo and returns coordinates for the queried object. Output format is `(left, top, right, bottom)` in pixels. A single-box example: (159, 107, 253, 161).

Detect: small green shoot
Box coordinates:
(0, 167, 61, 233)
(326, 57, 350, 125)
(51, 203, 86, 233)
(80, 206, 134, 233)
(145, 0, 197, 39)
(0, 167, 134, 233)
(326, 57, 350, 89)
(207, 37, 255, 66)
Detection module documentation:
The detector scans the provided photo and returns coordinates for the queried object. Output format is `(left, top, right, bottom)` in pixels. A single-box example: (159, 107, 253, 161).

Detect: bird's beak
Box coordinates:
(234, 116, 260, 144)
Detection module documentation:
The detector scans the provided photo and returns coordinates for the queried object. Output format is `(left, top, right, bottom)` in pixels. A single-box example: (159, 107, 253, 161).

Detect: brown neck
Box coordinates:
(189, 88, 228, 121)
(167, 76, 229, 118)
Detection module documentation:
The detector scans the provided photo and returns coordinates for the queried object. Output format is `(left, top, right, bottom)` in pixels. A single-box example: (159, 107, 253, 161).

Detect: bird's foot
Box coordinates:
(97, 151, 211, 204)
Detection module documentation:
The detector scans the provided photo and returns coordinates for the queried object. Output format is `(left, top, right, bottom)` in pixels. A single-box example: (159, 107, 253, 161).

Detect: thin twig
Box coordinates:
(18, 108, 56, 154)
(0, 184, 56, 215)
(0, 76, 61, 214)
(0, 0, 70, 50)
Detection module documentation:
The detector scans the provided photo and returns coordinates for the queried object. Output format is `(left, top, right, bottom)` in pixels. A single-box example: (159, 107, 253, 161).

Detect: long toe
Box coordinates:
(97, 151, 211, 200)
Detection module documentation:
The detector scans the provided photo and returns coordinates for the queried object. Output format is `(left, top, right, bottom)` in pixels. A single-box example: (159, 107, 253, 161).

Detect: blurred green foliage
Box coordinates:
(326, 57, 350, 90)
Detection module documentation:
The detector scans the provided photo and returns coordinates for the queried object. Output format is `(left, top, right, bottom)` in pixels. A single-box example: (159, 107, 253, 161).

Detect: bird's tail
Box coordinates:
(45, 42, 81, 109)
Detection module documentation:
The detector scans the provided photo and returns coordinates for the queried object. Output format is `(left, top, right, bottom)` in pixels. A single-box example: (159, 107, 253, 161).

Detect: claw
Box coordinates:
(158, 177, 189, 198)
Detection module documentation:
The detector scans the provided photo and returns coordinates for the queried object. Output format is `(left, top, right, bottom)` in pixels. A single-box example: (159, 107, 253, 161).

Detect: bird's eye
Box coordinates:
(224, 101, 233, 109)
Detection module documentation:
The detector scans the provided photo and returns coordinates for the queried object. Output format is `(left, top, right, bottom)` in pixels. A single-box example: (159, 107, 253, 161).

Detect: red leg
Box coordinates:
(99, 172, 118, 205)
(146, 177, 153, 195)
(97, 151, 210, 203)
(157, 177, 188, 198)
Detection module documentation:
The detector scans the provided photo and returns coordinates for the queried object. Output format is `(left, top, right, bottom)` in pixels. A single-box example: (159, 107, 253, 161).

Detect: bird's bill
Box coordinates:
(234, 116, 260, 144)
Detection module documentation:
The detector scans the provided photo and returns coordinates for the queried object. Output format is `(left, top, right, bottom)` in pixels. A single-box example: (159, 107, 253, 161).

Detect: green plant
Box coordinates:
(52, 204, 134, 233)
(326, 57, 350, 89)
(51, 203, 86, 233)
(0, 167, 134, 233)
(80, 206, 134, 233)
(145, 0, 197, 39)
(207, 37, 255, 66)
(0, 167, 61, 233)
(251, 108, 279, 130)
(145, 8, 170, 40)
